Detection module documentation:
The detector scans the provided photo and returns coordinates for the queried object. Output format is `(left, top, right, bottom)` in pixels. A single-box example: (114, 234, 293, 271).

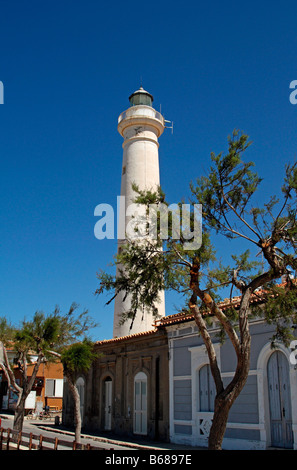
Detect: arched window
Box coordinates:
(199, 364, 215, 412)
(134, 372, 147, 435)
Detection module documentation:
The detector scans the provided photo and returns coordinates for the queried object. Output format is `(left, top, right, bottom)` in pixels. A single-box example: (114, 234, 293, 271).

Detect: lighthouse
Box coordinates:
(113, 87, 166, 338)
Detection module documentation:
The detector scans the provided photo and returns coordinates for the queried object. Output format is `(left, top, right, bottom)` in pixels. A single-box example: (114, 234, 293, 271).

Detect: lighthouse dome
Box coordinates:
(129, 87, 153, 107)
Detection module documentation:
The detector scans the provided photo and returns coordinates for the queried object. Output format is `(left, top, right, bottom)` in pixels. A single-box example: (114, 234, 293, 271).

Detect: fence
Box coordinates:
(0, 427, 114, 450)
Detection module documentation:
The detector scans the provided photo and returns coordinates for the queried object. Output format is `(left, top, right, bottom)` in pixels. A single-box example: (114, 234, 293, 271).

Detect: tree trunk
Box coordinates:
(12, 354, 43, 432)
(208, 397, 231, 450)
(13, 394, 28, 432)
(208, 345, 251, 450)
(65, 371, 82, 443)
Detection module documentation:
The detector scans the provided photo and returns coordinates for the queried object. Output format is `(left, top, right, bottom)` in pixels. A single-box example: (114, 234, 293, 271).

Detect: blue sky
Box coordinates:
(0, 0, 296, 341)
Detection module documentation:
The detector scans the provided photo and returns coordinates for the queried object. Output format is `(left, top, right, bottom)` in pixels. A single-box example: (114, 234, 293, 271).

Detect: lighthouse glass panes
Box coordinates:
(129, 88, 153, 107)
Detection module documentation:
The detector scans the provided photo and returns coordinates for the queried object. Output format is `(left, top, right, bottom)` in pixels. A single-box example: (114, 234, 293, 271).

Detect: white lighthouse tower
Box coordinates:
(113, 87, 166, 338)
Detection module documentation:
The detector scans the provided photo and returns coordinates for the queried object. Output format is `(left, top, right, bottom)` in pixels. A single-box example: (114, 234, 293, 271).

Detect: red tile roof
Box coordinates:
(94, 328, 159, 346)
(94, 281, 295, 341)
(155, 281, 293, 327)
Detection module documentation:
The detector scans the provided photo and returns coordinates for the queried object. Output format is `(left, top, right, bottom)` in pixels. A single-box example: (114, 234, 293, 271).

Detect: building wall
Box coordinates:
(62, 329, 169, 442)
(37, 362, 64, 410)
(0, 360, 64, 412)
(167, 319, 297, 450)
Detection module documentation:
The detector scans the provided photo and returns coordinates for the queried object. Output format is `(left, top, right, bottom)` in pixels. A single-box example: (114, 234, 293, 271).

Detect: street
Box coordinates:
(0, 413, 136, 450)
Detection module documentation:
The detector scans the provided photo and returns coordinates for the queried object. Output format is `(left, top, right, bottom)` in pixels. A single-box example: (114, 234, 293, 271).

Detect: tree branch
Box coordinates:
(0, 344, 22, 395)
(189, 296, 224, 394)
(172, 243, 192, 268)
(232, 268, 246, 291)
(222, 190, 261, 241)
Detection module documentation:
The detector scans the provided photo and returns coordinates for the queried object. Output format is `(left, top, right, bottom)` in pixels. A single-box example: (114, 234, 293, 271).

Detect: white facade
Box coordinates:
(166, 318, 297, 450)
(113, 88, 166, 338)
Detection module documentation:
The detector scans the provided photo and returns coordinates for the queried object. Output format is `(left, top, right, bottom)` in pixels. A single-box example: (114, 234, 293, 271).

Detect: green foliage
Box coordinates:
(51, 303, 97, 351)
(97, 130, 297, 345)
(0, 305, 97, 434)
(61, 339, 97, 379)
(0, 303, 97, 359)
(97, 239, 167, 323)
(13, 312, 61, 356)
(257, 283, 297, 347)
(190, 131, 260, 237)
(0, 318, 15, 347)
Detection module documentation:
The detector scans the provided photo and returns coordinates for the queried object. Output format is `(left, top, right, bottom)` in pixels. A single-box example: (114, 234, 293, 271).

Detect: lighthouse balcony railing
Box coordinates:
(118, 107, 164, 126)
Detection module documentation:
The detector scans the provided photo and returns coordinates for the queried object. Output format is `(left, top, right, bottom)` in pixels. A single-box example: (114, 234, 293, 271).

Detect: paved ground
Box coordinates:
(1, 413, 292, 460)
(0, 412, 205, 451)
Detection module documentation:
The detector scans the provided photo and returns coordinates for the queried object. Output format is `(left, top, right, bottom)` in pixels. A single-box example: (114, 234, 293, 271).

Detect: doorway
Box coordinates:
(267, 351, 293, 448)
(134, 372, 147, 435)
(104, 377, 112, 431)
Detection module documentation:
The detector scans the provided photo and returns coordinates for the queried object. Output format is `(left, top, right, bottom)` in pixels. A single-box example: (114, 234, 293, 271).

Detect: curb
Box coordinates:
(37, 424, 169, 450)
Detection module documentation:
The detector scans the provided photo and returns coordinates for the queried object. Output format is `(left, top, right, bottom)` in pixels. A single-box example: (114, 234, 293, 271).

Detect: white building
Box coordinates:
(113, 87, 166, 338)
(157, 307, 297, 450)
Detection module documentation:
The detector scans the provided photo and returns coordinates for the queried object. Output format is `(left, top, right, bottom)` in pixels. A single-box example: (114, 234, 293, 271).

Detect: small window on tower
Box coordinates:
(122, 166, 126, 175)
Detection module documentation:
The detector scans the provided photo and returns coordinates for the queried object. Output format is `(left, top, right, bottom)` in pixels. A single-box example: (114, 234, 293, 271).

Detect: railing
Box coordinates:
(118, 107, 164, 125)
(0, 427, 114, 450)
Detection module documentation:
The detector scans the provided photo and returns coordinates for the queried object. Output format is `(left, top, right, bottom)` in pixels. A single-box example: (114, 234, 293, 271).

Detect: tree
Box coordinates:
(97, 130, 297, 450)
(60, 340, 97, 443)
(0, 303, 96, 433)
